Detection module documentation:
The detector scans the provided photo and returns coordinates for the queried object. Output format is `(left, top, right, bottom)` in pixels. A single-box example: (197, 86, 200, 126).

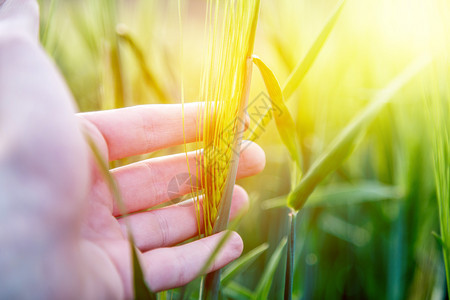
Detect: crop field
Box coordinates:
(37, 0, 449, 298)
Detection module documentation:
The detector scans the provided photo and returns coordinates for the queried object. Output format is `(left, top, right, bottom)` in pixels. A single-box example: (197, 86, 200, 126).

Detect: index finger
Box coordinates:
(79, 103, 250, 161)
(78, 103, 207, 161)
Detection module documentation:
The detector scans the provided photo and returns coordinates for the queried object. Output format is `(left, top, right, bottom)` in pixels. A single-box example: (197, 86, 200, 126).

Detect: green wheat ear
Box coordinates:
(184, 0, 260, 238)
(179, 0, 260, 298)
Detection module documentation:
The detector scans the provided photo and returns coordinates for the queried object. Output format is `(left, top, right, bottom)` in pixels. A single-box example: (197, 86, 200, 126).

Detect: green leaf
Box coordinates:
(254, 237, 287, 300)
(288, 55, 431, 211)
(221, 243, 269, 286)
(40, 0, 57, 49)
(252, 55, 302, 169)
(85, 134, 156, 299)
(319, 213, 370, 247)
(432, 231, 446, 249)
(223, 282, 254, 299)
(200, 215, 244, 299)
(305, 181, 403, 208)
(282, 0, 347, 99)
(130, 237, 156, 300)
(260, 195, 288, 210)
(248, 0, 347, 138)
(261, 181, 401, 210)
(116, 24, 170, 104)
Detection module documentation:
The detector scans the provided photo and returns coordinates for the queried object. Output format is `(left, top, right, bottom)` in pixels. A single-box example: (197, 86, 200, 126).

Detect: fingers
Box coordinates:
(119, 185, 248, 251)
(111, 140, 265, 215)
(142, 231, 243, 292)
(78, 103, 205, 161)
(78, 103, 250, 161)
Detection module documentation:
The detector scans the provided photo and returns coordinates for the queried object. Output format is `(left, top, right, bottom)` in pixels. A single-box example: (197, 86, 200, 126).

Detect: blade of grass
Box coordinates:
(282, 0, 347, 99)
(305, 181, 402, 208)
(116, 24, 170, 104)
(432, 232, 446, 249)
(253, 237, 288, 300)
(71, 6, 101, 61)
(252, 55, 302, 169)
(262, 181, 402, 210)
(248, 0, 347, 140)
(223, 281, 254, 299)
(40, 0, 57, 49)
(319, 213, 370, 247)
(178, 277, 202, 300)
(288, 55, 431, 211)
(130, 235, 156, 300)
(99, 0, 126, 108)
(221, 243, 269, 286)
(84, 134, 156, 299)
(198, 214, 244, 299)
(426, 61, 450, 295)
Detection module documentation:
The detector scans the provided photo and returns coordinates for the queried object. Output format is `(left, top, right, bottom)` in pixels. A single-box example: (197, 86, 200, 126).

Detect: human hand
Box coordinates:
(0, 1, 265, 299)
(77, 105, 265, 298)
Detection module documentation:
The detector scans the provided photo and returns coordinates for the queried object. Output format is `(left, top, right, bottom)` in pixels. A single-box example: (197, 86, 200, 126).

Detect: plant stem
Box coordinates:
(284, 210, 297, 300)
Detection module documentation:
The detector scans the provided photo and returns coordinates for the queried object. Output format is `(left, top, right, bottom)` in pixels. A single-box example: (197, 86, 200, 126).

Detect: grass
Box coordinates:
(427, 62, 450, 296)
(39, 0, 450, 298)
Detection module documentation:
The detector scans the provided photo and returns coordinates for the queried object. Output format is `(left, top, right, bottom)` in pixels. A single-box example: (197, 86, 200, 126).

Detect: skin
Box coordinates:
(0, 1, 265, 299)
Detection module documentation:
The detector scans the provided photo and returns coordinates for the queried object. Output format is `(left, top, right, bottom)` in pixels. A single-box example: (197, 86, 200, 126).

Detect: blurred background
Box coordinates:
(37, 0, 449, 299)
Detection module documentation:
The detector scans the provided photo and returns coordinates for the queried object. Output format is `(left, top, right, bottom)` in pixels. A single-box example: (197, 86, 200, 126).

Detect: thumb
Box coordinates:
(0, 0, 39, 40)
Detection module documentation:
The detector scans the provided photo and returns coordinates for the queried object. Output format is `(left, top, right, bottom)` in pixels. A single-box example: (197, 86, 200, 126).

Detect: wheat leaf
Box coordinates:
(40, 0, 57, 49)
(116, 24, 170, 104)
(221, 243, 269, 287)
(223, 282, 254, 299)
(261, 181, 402, 210)
(248, 0, 347, 139)
(252, 55, 302, 169)
(288, 55, 431, 211)
(253, 237, 287, 300)
(305, 181, 403, 207)
(84, 134, 156, 298)
(130, 237, 156, 300)
(282, 0, 347, 99)
(432, 232, 446, 249)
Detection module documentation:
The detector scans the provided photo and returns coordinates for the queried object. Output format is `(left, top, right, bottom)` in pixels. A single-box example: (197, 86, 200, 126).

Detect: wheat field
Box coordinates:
(38, 0, 449, 298)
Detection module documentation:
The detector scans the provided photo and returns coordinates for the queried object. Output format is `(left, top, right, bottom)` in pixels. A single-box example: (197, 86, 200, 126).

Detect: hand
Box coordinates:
(0, 1, 265, 299)
(77, 105, 265, 298)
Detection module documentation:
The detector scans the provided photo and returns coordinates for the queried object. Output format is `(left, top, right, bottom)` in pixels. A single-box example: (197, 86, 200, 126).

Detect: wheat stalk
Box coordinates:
(180, 0, 260, 298)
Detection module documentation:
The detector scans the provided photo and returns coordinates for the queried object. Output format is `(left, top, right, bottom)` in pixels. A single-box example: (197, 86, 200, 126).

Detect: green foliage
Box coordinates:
(39, 0, 449, 298)
(221, 243, 269, 287)
(282, 0, 347, 100)
(252, 55, 302, 169)
(130, 237, 157, 300)
(426, 60, 450, 295)
(248, 0, 347, 140)
(288, 55, 431, 211)
(254, 237, 287, 300)
(84, 134, 156, 299)
(116, 24, 170, 104)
